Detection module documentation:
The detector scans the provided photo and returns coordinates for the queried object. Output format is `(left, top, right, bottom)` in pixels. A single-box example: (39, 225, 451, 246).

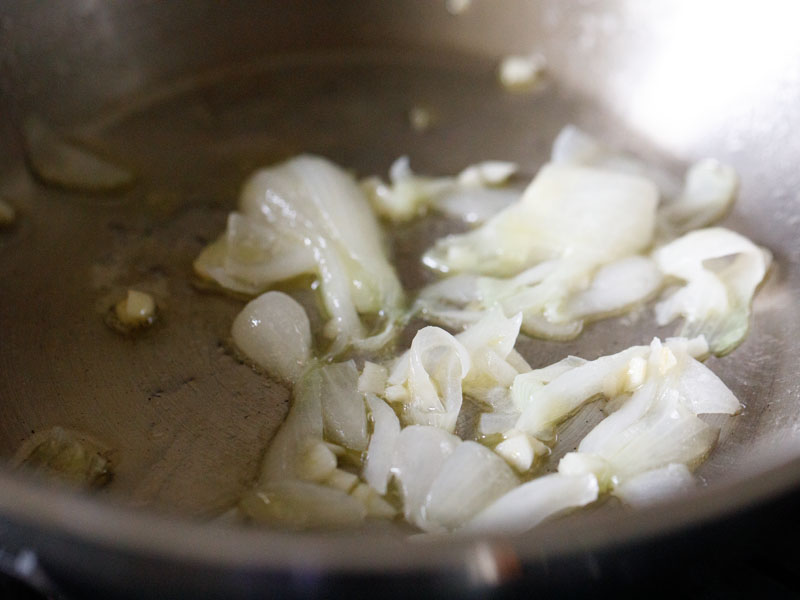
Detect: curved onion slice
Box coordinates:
(241, 481, 366, 529)
(653, 227, 771, 355)
(455, 308, 529, 405)
(318, 361, 368, 452)
(552, 125, 738, 237)
(363, 394, 400, 495)
(231, 291, 312, 383)
(195, 155, 405, 354)
(23, 116, 134, 193)
(424, 441, 518, 531)
(558, 338, 739, 494)
(659, 160, 738, 236)
(461, 473, 598, 535)
(423, 163, 657, 276)
(508, 337, 713, 446)
(390, 425, 461, 531)
(260, 367, 324, 482)
(551, 124, 680, 198)
(559, 398, 718, 492)
(362, 156, 518, 223)
(614, 463, 696, 507)
(564, 256, 663, 320)
(385, 327, 471, 432)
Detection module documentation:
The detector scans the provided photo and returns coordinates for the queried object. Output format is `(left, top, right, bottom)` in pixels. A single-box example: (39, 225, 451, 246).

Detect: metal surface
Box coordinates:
(1, 0, 800, 595)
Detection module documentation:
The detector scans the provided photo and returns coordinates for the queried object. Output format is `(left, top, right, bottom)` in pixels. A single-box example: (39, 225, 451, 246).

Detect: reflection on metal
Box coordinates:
(468, 541, 522, 586)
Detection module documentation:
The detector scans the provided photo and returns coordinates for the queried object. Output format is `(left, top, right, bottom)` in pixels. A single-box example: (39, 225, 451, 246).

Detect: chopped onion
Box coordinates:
(319, 361, 368, 452)
(512, 346, 646, 439)
(499, 337, 716, 462)
(241, 481, 366, 529)
(456, 308, 528, 405)
(564, 256, 663, 320)
(390, 425, 461, 530)
(558, 337, 738, 493)
(494, 431, 548, 472)
(362, 156, 518, 223)
(385, 327, 471, 432)
(416, 163, 660, 340)
(659, 159, 738, 236)
(551, 125, 738, 237)
(497, 54, 547, 91)
(363, 394, 400, 495)
(114, 289, 157, 329)
(653, 227, 771, 355)
(23, 116, 134, 193)
(358, 362, 388, 395)
(227, 141, 757, 535)
(351, 483, 399, 519)
(551, 124, 679, 197)
(195, 155, 405, 354)
(434, 187, 520, 224)
(231, 291, 312, 383)
(424, 441, 519, 531)
(458, 161, 518, 187)
(461, 473, 598, 535)
(423, 163, 657, 276)
(559, 398, 718, 491)
(259, 367, 324, 481)
(296, 440, 338, 483)
(614, 463, 696, 507)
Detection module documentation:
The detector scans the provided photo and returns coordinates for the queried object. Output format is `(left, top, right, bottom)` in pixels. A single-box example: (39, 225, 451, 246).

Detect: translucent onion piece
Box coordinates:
(456, 308, 528, 404)
(461, 473, 598, 535)
(478, 411, 519, 436)
(363, 394, 401, 495)
(423, 163, 658, 276)
(296, 440, 338, 483)
(363, 156, 518, 223)
(551, 124, 679, 198)
(497, 54, 547, 91)
(390, 425, 461, 530)
(559, 396, 718, 490)
(565, 256, 663, 320)
(196, 213, 315, 295)
(512, 346, 646, 439)
(653, 227, 771, 355)
(509, 356, 587, 412)
(614, 463, 695, 507)
(260, 368, 324, 482)
(494, 431, 549, 472)
(318, 361, 368, 452)
(434, 188, 520, 224)
(552, 125, 739, 237)
(424, 441, 519, 531)
(241, 481, 366, 529)
(576, 340, 738, 457)
(23, 116, 134, 193)
(351, 483, 399, 519)
(358, 362, 388, 395)
(457, 161, 518, 187)
(512, 337, 712, 442)
(196, 154, 405, 354)
(386, 327, 471, 432)
(669, 356, 741, 415)
(658, 159, 738, 235)
(231, 291, 312, 383)
(559, 338, 731, 491)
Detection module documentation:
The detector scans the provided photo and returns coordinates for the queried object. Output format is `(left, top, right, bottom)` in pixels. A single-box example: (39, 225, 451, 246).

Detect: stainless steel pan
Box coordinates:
(1, 1, 800, 596)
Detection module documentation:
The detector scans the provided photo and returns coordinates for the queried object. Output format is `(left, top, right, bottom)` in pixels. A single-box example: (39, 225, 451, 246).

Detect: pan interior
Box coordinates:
(1, 3, 800, 558)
